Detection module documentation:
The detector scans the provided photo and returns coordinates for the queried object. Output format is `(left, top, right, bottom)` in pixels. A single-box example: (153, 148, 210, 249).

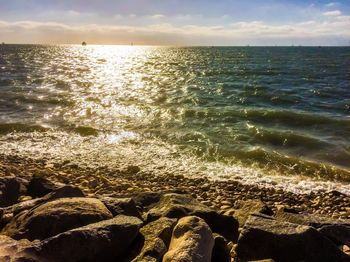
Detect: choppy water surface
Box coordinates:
(0, 45, 349, 194)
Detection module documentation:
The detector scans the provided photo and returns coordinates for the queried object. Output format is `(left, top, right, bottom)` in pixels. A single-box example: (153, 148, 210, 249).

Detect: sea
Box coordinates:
(0, 45, 349, 195)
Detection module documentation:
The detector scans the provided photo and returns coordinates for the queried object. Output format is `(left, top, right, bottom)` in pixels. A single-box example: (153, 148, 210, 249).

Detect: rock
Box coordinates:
(0, 185, 85, 229)
(233, 199, 273, 227)
(28, 215, 143, 262)
(249, 259, 275, 262)
(132, 217, 177, 262)
(125, 165, 141, 174)
(2, 197, 112, 240)
(0, 235, 38, 261)
(146, 193, 239, 242)
(131, 192, 163, 210)
(236, 214, 348, 262)
(275, 209, 350, 228)
(318, 224, 350, 247)
(163, 216, 214, 262)
(26, 176, 60, 198)
(0, 177, 20, 207)
(211, 233, 231, 262)
(40, 184, 85, 200)
(100, 197, 141, 218)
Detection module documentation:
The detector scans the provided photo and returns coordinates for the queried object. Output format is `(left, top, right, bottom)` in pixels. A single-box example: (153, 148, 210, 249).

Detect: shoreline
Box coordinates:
(1, 154, 349, 220)
(1, 153, 350, 261)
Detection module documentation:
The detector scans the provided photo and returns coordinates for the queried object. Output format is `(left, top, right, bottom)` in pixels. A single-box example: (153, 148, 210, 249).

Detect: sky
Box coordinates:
(0, 0, 349, 46)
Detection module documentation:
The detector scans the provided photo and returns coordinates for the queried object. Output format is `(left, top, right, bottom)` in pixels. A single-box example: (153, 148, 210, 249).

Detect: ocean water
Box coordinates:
(0, 45, 349, 194)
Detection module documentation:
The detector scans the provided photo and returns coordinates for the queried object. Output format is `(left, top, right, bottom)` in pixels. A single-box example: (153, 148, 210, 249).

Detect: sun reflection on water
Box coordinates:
(50, 45, 156, 133)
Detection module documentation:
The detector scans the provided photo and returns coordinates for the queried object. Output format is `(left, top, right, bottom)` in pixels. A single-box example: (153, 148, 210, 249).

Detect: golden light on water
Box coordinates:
(51, 45, 155, 132)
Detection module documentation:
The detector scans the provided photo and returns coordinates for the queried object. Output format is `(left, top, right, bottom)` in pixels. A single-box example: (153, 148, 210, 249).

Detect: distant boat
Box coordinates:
(82, 42, 87, 46)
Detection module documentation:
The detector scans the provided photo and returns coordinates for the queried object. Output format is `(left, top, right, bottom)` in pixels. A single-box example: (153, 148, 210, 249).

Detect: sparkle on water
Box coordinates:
(0, 45, 349, 195)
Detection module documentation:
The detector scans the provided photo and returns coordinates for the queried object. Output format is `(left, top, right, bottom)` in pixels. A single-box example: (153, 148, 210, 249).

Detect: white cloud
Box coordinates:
(150, 14, 165, 19)
(0, 16, 349, 45)
(325, 2, 338, 7)
(323, 10, 342, 16)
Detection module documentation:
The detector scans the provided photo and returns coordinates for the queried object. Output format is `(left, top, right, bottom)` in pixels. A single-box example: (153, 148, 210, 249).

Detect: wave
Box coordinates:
(0, 123, 49, 134)
(0, 122, 100, 137)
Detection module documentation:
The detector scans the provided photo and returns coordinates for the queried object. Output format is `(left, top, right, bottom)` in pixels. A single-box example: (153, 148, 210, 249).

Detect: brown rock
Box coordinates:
(2, 197, 112, 240)
(0, 177, 20, 207)
(163, 216, 214, 262)
(28, 215, 143, 262)
(236, 214, 347, 262)
(146, 193, 239, 242)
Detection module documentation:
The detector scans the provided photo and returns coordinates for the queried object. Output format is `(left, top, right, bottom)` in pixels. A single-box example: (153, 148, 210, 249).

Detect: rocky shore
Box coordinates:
(0, 154, 350, 261)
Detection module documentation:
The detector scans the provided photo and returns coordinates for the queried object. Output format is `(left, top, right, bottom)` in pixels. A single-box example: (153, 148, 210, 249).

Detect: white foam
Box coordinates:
(0, 131, 349, 196)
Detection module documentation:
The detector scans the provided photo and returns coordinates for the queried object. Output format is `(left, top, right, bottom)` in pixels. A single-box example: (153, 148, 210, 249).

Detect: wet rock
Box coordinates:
(28, 215, 143, 262)
(233, 199, 273, 227)
(2, 197, 112, 240)
(100, 197, 141, 218)
(236, 214, 347, 262)
(27, 176, 60, 198)
(0, 177, 20, 207)
(211, 233, 231, 262)
(163, 216, 214, 262)
(145, 193, 239, 242)
(318, 224, 350, 247)
(133, 217, 177, 261)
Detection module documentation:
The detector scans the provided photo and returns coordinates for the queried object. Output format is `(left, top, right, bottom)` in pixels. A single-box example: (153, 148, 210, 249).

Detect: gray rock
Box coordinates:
(2, 197, 112, 240)
(236, 214, 348, 262)
(28, 215, 143, 262)
(163, 216, 214, 262)
(0, 177, 20, 207)
(133, 217, 177, 262)
(146, 193, 239, 242)
(100, 197, 141, 218)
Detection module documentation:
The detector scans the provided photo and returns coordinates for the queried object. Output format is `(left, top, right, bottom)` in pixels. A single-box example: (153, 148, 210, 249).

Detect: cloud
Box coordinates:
(0, 16, 349, 46)
(323, 10, 342, 16)
(325, 2, 338, 7)
(150, 14, 165, 19)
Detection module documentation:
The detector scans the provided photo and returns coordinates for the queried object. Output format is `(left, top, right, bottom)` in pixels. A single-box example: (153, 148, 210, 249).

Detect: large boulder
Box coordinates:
(26, 176, 60, 198)
(146, 193, 239, 242)
(319, 224, 350, 247)
(27, 215, 143, 262)
(0, 185, 85, 230)
(163, 216, 214, 262)
(233, 199, 273, 227)
(100, 197, 141, 218)
(2, 197, 112, 240)
(236, 214, 348, 262)
(133, 217, 177, 262)
(0, 177, 20, 207)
